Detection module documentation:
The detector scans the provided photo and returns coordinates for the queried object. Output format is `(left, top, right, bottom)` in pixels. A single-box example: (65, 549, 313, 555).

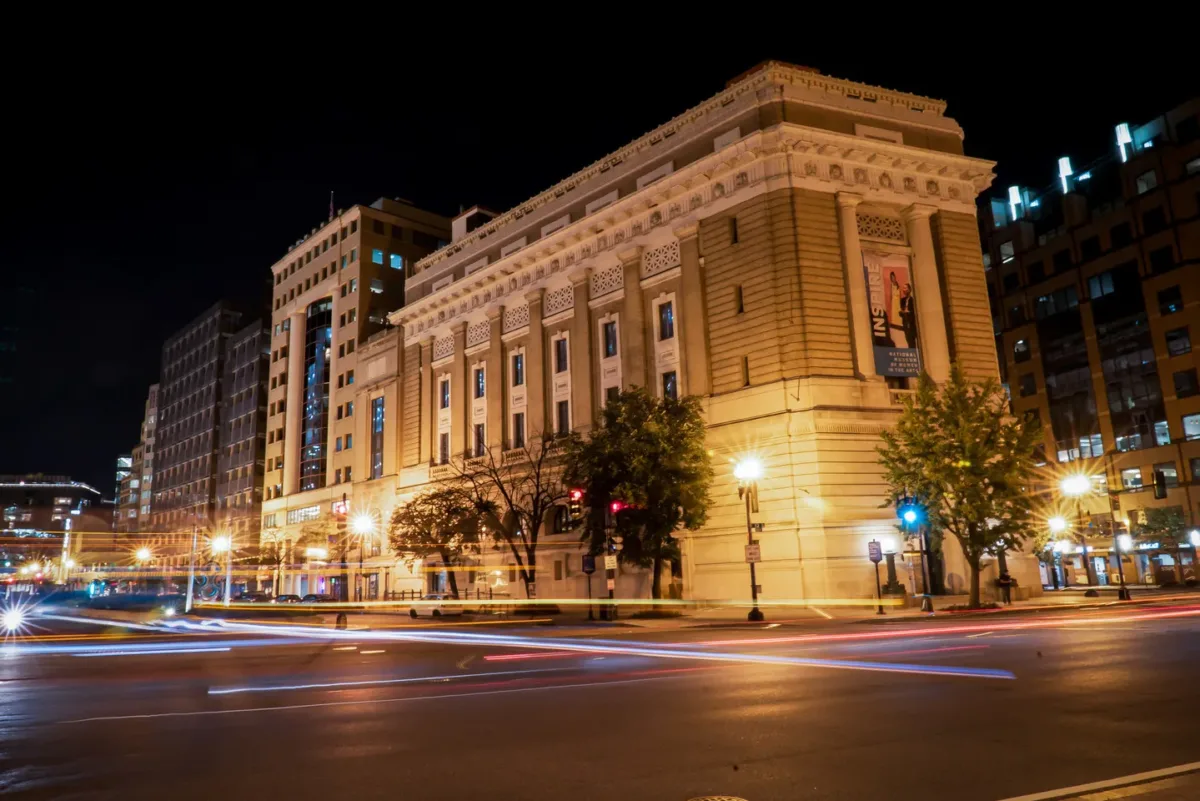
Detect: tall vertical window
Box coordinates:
(511, 353, 525, 386)
(735, 285, 744, 314)
(372, 248, 384, 264)
(603, 322, 618, 358)
(662, 371, 678, 400)
(299, 299, 333, 491)
(474, 368, 485, 399)
(389, 253, 403, 271)
(370, 397, 385, 480)
(474, 423, 486, 457)
(556, 400, 570, 434)
(554, 338, 569, 373)
(440, 379, 450, 409)
(658, 301, 675, 340)
(512, 412, 525, 449)
(439, 433, 450, 465)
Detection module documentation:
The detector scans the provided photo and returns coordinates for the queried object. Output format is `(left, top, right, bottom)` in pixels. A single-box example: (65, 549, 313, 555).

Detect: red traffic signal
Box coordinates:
(610, 501, 625, 514)
(569, 489, 583, 502)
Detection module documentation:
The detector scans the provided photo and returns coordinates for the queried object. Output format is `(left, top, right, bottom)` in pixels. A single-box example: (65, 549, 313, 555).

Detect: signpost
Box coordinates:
(868, 540, 885, 615)
(744, 543, 761, 563)
(604, 554, 618, 570)
(582, 555, 596, 620)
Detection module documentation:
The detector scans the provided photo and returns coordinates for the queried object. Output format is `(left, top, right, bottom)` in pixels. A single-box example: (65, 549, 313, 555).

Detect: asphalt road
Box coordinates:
(2, 603, 1200, 801)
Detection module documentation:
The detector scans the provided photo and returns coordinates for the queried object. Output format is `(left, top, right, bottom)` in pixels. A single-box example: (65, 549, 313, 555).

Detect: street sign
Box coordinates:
(744, 544, 761, 563)
(606, 578, 615, 591)
(604, 554, 618, 570)
(868, 540, 883, 564)
(582, 554, 596, 575)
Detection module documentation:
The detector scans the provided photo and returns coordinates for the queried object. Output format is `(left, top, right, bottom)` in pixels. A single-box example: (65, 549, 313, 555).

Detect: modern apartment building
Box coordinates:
(215, 322, 269, 545)
(150, 302, 246, 535)
(981, 98, 1200, 584)
(258, 199, 451, 595)
(116, 385, 159, 534)
(115, 454, 135, 530)
(264, 62, 1023, 602)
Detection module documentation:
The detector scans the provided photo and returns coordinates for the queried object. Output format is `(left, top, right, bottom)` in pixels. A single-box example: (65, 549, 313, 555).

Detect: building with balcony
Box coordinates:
(981, 98, 1200, 585)
(263, 62, 1027, 602)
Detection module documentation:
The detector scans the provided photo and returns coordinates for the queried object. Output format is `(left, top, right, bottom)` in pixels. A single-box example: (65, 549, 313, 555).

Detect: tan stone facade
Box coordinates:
(263, 63, 1029, 602)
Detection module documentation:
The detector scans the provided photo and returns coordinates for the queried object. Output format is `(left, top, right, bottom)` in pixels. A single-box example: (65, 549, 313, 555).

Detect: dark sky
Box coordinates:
(2, 43, 1191, 494)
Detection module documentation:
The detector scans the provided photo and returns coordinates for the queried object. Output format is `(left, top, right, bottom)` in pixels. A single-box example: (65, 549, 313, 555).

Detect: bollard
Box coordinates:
(335, 612, 348, 629)
(920, 594, 934, 614)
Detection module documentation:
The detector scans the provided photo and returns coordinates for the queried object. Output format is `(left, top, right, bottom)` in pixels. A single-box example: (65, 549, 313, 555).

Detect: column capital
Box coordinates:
(672, 222, 699, 241)
(902, 203, 937, 221)
(836, 192, 865, 210)
(486, 305, 505, 322)
(524, 288, 544, 304)
(569, 268, 591, 288)
(616, 245, 643, 265)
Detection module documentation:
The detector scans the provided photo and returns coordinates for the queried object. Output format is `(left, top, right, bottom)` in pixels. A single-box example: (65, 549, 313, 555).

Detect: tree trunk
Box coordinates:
(968, 562, 981, 609)
(1176, 547, 1185, 585)
(440, 550, 460, 598)
(651, 554, 663, 599)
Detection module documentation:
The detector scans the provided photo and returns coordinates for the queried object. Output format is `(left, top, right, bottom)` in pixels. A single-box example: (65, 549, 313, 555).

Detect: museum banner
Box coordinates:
(862, 250, 921, 377)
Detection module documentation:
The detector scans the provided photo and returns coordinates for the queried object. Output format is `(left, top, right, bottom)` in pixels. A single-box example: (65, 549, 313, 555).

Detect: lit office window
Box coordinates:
(370, 397, 384, 479)
(372, 248, 384, 265)
(658, 301, 675, 340)
(390, 253, 403, 271)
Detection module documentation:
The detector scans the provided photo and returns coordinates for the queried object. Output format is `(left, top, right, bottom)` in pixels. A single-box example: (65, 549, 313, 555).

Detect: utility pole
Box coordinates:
(184, 522, 198, 613)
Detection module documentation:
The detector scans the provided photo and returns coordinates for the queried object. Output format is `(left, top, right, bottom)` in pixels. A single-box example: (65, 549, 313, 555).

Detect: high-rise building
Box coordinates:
(150, 302, 246, 534)
(215, 322, 269, 544)
(139, 384, 159, 522)
(264, 62, 1022, 602)
(116, 384, 159, 533)
(980, 98, 1200, 584)
(114, 454, 134, 530)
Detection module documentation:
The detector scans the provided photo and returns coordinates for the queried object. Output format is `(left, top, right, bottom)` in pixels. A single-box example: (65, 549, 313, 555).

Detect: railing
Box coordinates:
(502, 448, 529, 466)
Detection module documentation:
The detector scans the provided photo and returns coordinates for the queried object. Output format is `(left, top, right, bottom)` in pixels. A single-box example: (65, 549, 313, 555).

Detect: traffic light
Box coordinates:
(567, 489, 584, 528)
(334, 494, 348, 536)
(605, 500, 625, 530)
(896, 497, 923, 527)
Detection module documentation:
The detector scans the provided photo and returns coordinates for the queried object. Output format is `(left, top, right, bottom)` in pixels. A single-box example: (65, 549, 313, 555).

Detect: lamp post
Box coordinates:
(211, 535, 232, 607)
(1060, 474, 1099, 587)
(1048, 516, 1068, 589)
(351, 513, 376, 602)
(184, 520, 198, 613)
(136, 547, 152, 593)
(734, 458, 764, 622)
(1115, 533, 1133, 600)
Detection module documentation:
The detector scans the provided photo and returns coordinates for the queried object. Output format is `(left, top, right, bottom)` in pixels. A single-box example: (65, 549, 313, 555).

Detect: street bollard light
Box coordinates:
(734, 458, 764, 622)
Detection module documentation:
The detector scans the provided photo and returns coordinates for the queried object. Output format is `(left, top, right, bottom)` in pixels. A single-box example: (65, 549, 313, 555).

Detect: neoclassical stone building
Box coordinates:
(266, 61, 1023, 601)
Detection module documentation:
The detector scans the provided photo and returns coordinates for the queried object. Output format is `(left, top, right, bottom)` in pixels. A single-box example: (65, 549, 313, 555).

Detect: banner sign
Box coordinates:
(863, 250, 921, 377)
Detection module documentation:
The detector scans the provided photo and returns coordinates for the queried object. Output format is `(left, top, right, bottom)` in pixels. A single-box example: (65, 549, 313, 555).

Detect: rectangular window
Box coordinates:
(346, 400, 354, 417)
(1184, 413, 1200, 441)
(334, 468, 342, 484)
(512, 412, 525, 449)
(1121, 467, 1144, 491)
(1149, 246, 1175, 274)
(658, 301, 675, 340)
(341, 255, 347, 269)
(554, 338, 569, 373)
(349, 278, 357, 293)
(346, 338, 355, 354)
(350, 248, 357, 263)
(372, 248, 384, 265)
(389, 253, 403, 271)
(348, 308, 357, 323)
(1136, 170, 1158, 194)
(511, 354, 525, 386)
(335, 436, 343, 452)
(1167, 327, 1192, 356)
(606, 386, 620, 405)
(370, 278, 384, 295)
(440, 379, 450, 409)
(603, 321, 618, 358)
(1088, 271, 1116, 299)
(336, 405, 344, 420)
(338, 344, 345, 358)
(341, 284, 347, 298)
(346, 370, 355, 385)
(735, 285, 745, 314)
(1159, 286, 1183, 315)
(1143, 207, 1167, 234)
(373, 219, 385, 235)
(1000, 241, 1015, 263)
(370, 397, 385, 480)
(474, 423, 486, 457)
(439, 432, 450, 465)
(556, 400, 570, 434)
(474, 367, 485, 399)
(344, 466, 352, 482)
(1175, 369, 1199, 399)
(1018, 373, 1036, 397)
(742, 355, 751, 386)
(662, 370, 678, 400)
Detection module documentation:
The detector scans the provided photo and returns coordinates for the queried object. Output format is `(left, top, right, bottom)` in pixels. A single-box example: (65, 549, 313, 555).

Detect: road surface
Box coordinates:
(2, 602, 1199, 800)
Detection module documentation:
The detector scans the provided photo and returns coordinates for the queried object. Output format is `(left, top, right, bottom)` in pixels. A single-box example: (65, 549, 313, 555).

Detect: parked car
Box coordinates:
(272, 595, 302, 604)
(233, 592, 270, 603)
(409, 593, 464, 618)
(301, 594, 339, 603)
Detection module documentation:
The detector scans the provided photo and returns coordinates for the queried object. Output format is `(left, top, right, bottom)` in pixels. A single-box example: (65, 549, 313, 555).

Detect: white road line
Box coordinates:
(64, 673, 690, 724)
(967, 631, 994, 639)
(331, 646, 357, 651)
(359, 650, 385, 655)
(207, 666, 567, 696)
(811, 608, 834, 620)
(995, 761, 1200, 801)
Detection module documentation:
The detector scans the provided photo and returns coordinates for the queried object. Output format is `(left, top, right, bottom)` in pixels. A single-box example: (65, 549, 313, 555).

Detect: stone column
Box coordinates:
(525, 291, 546, 437)
(618, 247, 646, 389)
(418, 338, 433, 466)
(450, 323, 467, 459)
(282, 310, 306, 495)
(486, 309, 504, 449)
(904, 204, 951, 383)
(835, 193, 877, 380)
(675, 224, 710, 396)
(569, 274, 594, 431)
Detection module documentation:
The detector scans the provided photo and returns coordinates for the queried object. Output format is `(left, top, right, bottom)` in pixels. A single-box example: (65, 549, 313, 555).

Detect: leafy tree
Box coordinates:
(388, 487, 479, 598)
(1134, 507, 1191, 584)
(448, 433, 571, 599)
(563, 387, 712, 599)
(878, 368, 1041, 608)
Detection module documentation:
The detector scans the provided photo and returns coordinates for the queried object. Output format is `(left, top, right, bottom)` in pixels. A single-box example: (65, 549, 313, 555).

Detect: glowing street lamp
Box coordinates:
(351, 513, 377, 602)
(1048, 516, 1068, 534)
(1058, 474, 1099, 587)
(136, 547, 152, 562)
(211, 535, 233, 606)
(734, 458, 764, 622)
(1059, 474, 1091, 498)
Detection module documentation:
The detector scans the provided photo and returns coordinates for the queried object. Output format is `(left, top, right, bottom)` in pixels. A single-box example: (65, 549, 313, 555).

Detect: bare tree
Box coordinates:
(445, 433, 572, 599)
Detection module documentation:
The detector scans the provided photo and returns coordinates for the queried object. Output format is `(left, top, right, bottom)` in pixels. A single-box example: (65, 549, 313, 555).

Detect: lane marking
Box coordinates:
(359, 650, 385, 655)
(811, 608, 834, 620)
(207, 666, 568, 696)
(456, 654, 476, 669)
(995, 760, 1200, 801)
(332, 646, 357, 651)
(1075, 776, 1184, 799)
(967, 631, 994, 639)
(65, 673, 693, 724)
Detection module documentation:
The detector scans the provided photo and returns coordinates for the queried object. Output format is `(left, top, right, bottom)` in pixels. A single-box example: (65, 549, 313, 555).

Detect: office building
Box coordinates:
(115, 454, 135, 530)
(981, 98, 1200, 584)
(264, 62, 1025, 601)
(215, 322, 269, 544)
(116, 385, 159, 534)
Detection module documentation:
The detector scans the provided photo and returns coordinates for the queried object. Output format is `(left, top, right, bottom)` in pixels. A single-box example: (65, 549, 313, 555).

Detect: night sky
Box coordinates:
(2, 46, 1191, 494)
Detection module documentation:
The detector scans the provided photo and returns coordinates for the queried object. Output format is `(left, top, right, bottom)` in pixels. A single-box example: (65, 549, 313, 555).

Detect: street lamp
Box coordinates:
(1059, 474, 1099, 587)
(211, 535, 233, 607)
(351, 513, 376, 602)
(136, 547, 152, 562)
(734, 457, 764, 622)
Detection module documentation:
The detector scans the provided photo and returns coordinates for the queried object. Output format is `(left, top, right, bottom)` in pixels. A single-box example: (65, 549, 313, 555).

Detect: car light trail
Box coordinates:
(208, 666, 570, 696)
(74, 647, 233, 658)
